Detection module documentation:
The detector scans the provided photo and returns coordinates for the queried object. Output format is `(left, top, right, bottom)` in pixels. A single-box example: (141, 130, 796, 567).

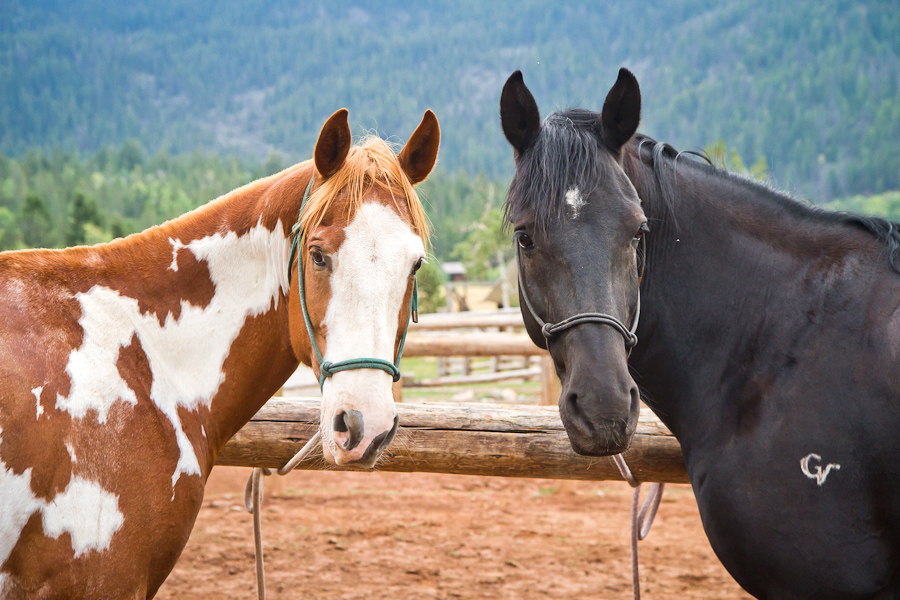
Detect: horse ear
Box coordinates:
(599, 68, 641, 151)
(398, 110, 441, 184)
(315, 108, 352, 178)
(500, 71, 541, 156)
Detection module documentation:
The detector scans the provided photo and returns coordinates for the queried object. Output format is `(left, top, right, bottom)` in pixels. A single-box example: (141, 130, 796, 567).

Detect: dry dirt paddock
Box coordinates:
(157, 467, 752, 599)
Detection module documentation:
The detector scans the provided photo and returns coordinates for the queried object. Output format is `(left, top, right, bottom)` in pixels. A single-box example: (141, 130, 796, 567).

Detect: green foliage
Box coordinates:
(419, 170, 509, 264)
(0, 145, 257, 251)
(0, 144, 512, 263)
(66, 193, 102, 246)
(1, 0, 897, 201)
(824, 191, 900, 221)
(705, 140, 769, 180)
(451, 204, 511, 282)
(21, 193, 52, 248)
(416, 259, 446, 314)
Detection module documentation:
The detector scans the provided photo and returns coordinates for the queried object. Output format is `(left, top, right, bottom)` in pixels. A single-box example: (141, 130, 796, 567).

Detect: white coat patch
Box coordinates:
(565, 187, 585, 219)
(800, 453, 840, 486)
(41, 476, 124, 557)
(0, 430, 42, 569)
(32, 386, 43, 419)
(1, 427, 124, 564)
(53, 221, 291, 490)
(168, 238, 187, 271)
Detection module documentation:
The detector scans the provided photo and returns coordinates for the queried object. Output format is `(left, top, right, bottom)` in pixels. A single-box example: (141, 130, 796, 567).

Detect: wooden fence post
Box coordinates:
(540, 355, 561, 406)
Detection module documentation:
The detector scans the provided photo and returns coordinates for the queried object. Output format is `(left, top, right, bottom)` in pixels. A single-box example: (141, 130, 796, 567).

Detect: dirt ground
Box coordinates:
(157, 467, 752, 599)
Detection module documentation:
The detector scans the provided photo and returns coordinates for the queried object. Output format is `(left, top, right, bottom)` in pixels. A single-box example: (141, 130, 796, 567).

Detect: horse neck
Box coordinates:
(621, 146, 878, 438)
(78, 164, 311, 467)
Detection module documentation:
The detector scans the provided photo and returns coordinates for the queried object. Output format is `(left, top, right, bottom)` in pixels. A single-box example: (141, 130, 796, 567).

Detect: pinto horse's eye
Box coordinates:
(516, 232, 534, 250)
(310, 248, 327, 267)
(412, 257, 424, 275)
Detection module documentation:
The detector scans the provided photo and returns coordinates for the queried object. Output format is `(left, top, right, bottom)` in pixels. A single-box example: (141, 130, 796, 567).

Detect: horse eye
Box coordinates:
(412, 257, 424, 274)
(634, 223, 650, 241)
(310, 249, 327, 267)
(516, 232, 534, 250)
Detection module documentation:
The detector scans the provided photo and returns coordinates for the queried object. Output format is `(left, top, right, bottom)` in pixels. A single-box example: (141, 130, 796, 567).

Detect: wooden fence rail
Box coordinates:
(403, 333, 547, 357)
(218, 398, 689, 484)
(411, 308, 525, 330)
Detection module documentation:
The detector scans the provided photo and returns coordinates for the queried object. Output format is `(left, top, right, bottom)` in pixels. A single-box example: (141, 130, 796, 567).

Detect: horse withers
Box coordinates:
(0, 108, 439, 598)
(502, 69, 900, 598)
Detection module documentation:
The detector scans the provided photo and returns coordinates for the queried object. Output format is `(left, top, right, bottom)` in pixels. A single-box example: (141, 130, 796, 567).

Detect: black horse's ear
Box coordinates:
(315, 108, 352, 178)
(500, 71, 541, 157)
(599, 68, 641, 151)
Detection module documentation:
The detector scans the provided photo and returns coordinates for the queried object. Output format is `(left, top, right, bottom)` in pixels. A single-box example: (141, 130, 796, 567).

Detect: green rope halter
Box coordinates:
(288, 177, 419, 390)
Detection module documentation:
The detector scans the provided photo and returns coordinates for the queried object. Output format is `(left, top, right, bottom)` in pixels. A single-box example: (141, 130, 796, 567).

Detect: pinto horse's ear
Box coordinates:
(599, 68, 641, 151)
(398, 110, 441, 184)
(315, 108, 352, 178)
(500, 71, 541, 157)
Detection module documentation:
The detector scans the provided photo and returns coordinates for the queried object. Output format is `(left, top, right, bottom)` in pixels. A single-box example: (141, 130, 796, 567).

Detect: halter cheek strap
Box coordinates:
(288, 177, 418, 389)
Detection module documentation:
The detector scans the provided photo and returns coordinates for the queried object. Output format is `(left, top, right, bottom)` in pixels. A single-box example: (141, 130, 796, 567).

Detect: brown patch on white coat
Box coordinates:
(0, 108, 439, 598)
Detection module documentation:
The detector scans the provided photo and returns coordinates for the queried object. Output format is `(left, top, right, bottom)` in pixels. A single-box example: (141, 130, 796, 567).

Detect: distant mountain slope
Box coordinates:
(2, 0, 898, 198)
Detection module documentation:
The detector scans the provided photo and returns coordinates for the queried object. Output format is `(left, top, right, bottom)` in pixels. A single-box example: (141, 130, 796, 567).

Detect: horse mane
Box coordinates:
(505, 108, 611, 232)
(631, 134, 900, 274)
(299, 136, 430, 248)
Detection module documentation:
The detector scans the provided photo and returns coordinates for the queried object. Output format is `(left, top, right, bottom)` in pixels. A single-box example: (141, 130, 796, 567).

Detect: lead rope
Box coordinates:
(612, 454, 665, 600)
(244, 431, 321, 600)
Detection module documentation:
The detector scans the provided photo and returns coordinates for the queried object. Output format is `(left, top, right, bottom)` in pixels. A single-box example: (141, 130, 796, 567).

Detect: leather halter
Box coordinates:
(514, 230, 643, 355)
(288, 177, 418, 389)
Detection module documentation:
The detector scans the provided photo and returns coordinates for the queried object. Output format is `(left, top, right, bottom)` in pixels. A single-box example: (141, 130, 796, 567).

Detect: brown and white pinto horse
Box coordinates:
(0, 108, 439, 599)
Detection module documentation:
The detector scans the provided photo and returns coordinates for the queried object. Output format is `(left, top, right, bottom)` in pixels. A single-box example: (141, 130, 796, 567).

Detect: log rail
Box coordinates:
(218, 398, 689, 484)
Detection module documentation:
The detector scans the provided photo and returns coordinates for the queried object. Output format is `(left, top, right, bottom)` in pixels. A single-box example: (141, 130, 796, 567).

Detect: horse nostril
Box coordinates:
(332, 409, 364, 451)
(333, 411, 349, 432)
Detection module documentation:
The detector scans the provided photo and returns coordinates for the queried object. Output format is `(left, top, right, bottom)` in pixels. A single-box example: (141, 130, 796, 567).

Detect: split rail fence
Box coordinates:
(218, 398, 689, 484)
(249, 310, 688, 484)
(402, 308, 560, 404)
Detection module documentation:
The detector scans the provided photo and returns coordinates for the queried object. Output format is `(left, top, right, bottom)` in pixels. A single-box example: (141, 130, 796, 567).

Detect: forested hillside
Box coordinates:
(0, 144, 501, 260)
(2, 0, 898, 200)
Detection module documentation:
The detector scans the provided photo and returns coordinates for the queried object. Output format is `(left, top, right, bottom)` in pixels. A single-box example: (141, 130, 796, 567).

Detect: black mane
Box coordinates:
(632, 134, 900, 274)
(505, 108, 611, 231)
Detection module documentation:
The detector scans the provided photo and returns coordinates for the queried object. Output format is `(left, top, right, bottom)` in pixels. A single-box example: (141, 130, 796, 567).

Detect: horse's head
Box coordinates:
(500, 69, 645, 456)
(289, 109, 439, 467)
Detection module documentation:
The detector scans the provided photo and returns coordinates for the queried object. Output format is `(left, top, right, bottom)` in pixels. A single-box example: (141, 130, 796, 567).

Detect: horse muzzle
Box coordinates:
(324, 410, 399, 467)
(559, 374, 640, 456)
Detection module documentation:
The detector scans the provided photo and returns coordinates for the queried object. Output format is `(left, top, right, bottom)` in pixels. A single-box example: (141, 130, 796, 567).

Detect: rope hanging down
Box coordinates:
(244, 432, 322, 600)
(613, 454, 665, 600)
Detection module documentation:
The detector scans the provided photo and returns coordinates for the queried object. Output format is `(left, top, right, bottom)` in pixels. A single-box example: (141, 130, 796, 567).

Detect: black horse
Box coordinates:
(501, 69, 900, 598)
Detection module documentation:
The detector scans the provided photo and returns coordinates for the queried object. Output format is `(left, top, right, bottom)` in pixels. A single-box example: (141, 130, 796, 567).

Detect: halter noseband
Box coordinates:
(515, 231, 642, 355)
(288, 177, 418, 389)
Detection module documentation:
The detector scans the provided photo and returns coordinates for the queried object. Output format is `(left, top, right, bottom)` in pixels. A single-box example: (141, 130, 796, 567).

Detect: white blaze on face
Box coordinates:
(52, 221, 291, 490)
(319, 202, 423, 464)
(566, 187, 585, 219)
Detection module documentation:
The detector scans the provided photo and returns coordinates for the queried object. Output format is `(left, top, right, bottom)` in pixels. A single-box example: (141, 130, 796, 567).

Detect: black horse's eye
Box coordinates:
(634, 223, 650, 241)
(516, 232, 534, 250)
(310, 248, 327, 267)
(412, 257, 424, 274)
